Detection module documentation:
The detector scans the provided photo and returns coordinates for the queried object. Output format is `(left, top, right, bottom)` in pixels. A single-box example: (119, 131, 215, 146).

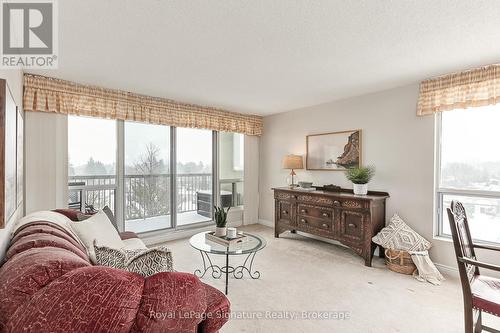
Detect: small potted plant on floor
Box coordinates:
(214, 206, 230, 237)
(345, 165, 375, 195)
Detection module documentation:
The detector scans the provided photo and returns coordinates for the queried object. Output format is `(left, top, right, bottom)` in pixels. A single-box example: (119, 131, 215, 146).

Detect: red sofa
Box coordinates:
(0, 218, 230, 332)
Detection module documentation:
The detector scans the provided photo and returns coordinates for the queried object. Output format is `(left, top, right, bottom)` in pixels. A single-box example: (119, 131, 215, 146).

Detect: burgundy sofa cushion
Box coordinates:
(0, 248, 90, 329)
(7, 266, 144, 333)
(6, 232, 89, 262)
(120, 231, 139, 240)
(11, 221, 87, 253)
(52, 208, 81, 221)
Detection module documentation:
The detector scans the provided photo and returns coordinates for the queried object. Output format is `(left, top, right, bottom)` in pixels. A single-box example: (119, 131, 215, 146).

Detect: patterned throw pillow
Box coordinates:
(94, 242, 173, 277)
(126, 247, 173, 277)
(372, 214, 431, 251)
(94, 242, 127, 269)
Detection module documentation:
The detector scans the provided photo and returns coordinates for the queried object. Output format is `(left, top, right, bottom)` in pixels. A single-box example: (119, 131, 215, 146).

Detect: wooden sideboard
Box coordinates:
(273, 187, 389, 266)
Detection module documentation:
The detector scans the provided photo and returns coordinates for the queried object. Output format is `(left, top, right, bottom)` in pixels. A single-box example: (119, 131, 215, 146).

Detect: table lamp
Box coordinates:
(282, 155, 303, 188)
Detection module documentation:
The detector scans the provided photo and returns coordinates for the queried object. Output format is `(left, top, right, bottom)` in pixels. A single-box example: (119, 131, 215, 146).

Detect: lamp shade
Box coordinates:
(282, 155, 303, 169)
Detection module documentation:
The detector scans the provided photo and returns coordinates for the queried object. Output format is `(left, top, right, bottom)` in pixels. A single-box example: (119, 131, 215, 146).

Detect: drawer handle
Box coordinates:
(300, 209, 307, 214)
(333, 200, 341, 206)
(348, 223, 356, 228)
(282, 210, 288, 214)
(292, 195, 297, 199)
(300, 218, 307, 224)
(322, 212, 329, 217)
(322, 223, 328, 229)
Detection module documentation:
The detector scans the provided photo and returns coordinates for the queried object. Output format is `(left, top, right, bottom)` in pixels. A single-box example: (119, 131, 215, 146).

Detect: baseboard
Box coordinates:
(434, 263, 458, 277)
(258, 219, 273, 227)
(141, 220, 243, 246)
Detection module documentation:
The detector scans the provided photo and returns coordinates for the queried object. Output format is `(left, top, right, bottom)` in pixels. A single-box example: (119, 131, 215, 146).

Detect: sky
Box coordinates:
(68, 116, 213, 167)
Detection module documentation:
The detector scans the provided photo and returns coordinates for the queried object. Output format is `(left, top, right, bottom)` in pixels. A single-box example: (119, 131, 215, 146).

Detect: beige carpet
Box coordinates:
(164, 224, 497, 333)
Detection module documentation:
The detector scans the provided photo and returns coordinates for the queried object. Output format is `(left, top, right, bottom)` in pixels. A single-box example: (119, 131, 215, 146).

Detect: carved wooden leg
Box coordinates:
(364, 244, 377, 267)
(274, 231, 280, 238)
(364, 254, 372, 267)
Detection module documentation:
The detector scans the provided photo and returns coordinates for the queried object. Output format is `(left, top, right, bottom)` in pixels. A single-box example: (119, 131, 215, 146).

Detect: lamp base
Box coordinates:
(286, 170, 299, 188)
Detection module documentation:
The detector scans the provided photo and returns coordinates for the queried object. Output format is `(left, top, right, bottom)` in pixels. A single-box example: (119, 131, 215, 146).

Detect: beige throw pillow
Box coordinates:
(70, 210, 125, 262)
(372, 214, 431, 251)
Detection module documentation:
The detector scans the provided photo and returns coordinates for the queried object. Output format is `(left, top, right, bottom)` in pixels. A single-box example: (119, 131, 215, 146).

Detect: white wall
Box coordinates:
(25, 112, 68, 214)
(0, 69, 24, 259)
(244, 135, 259, 225)
(258, 83, 500, 271)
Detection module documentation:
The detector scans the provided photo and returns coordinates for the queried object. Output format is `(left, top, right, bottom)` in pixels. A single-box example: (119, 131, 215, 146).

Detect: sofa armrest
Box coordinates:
(198, 283, 231, 333)
(132, 272, 207, 332)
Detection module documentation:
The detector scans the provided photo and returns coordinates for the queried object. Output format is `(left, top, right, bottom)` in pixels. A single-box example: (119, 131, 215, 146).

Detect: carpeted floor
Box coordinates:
(164, 224, 496, 333)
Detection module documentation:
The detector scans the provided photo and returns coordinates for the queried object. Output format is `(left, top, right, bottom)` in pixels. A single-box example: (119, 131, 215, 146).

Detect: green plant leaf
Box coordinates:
(345, 165, 375, 184)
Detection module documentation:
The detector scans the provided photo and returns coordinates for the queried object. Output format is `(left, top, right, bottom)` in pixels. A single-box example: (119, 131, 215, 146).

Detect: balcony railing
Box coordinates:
(68, 174, 243, 221)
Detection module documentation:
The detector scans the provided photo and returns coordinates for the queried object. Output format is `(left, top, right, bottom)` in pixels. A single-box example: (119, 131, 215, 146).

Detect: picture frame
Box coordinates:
(17, 108, 23, 207)
(0, 79, 21, 229)
(306, 129, 361, 171)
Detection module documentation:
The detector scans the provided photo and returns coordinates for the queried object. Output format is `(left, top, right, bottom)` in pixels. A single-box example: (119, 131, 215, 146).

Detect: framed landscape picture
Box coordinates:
(306, 129, 361, 171)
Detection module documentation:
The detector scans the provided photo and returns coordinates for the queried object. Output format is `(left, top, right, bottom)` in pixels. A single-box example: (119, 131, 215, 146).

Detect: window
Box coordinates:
(124, 122, 171, 233)
(176, 128, 214, 226)
(437, 105, 500, 244)
(219, 132, 244, 207)
(68, 116, 243, 233)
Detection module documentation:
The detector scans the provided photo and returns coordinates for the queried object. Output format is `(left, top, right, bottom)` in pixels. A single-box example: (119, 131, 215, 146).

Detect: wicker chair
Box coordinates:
(447, 201, 500, 333)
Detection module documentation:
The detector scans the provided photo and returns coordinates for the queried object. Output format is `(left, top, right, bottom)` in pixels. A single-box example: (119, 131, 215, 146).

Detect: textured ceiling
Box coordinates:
(29, 0, 500, 115)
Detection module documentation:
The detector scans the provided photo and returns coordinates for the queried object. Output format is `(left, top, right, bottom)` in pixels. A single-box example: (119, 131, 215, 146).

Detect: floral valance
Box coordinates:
(417, 63, 500, 116)
(23, 74, 263, 136)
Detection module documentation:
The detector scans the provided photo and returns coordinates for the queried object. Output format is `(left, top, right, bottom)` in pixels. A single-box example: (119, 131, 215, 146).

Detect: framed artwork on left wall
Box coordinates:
(0, 79, 21, 229)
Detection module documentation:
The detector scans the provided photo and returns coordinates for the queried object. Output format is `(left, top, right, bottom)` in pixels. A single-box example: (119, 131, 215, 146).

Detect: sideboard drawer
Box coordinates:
(297, 204, 333, 220)
(298, 215, 333, 233)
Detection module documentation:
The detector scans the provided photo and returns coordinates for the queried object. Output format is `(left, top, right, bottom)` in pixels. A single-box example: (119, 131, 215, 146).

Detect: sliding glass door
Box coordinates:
(68, 116, 239, 233)
(124, 122, 171, 233)
(176, 128, 213, 226)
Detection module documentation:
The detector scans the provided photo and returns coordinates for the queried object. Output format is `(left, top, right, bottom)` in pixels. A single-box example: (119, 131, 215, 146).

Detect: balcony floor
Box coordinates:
(125, 211, 210, 234)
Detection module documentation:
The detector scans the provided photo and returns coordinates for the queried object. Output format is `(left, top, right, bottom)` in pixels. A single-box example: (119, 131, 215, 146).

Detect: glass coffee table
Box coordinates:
(189, 231, 266, 295)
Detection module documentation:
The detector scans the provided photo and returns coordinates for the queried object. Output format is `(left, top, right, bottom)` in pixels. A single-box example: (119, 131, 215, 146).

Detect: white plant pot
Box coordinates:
(353, 183, 368, 195)
(215, 227, 227, 237)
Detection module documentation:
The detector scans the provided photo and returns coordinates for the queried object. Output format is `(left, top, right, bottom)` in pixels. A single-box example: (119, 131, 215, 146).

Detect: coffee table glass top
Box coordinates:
(189, 231, 266, 255)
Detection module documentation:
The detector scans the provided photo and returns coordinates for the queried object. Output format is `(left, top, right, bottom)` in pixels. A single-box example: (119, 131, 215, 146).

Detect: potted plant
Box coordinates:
(345, 166, 375, 195)
(214, 206, 230, 237)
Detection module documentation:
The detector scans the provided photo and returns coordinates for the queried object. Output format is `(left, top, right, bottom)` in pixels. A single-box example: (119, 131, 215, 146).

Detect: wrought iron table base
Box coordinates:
(194, 250, 261, 295)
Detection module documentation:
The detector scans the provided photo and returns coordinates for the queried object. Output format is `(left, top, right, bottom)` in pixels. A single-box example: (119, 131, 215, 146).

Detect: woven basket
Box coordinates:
(384, 249, 416, 275)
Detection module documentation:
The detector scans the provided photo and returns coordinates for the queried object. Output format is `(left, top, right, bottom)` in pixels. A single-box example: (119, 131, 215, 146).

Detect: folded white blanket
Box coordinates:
(409, 250, 445, 285)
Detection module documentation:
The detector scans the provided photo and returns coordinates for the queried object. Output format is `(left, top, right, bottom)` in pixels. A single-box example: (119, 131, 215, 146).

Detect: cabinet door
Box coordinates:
(338, 210, 368, 243)
(276, 200, 294, 225)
